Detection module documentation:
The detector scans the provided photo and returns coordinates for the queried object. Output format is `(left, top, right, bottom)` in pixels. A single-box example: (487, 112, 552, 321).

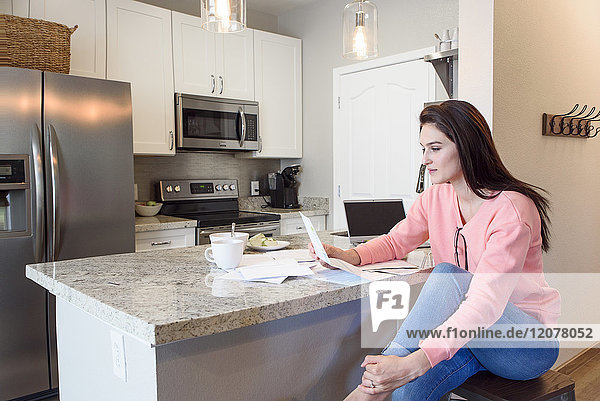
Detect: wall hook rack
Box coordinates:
(542, 104, 600, 138)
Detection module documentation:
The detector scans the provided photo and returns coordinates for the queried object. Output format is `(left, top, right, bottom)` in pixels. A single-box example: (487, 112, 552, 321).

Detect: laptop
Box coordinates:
(343, 199, 406, 245)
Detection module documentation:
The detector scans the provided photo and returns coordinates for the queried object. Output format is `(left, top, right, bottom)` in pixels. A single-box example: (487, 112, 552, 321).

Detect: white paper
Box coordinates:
(237, 258, 314, 281)
(369, 268, 421, 276)
(220, 269, 286, 284)
(266, 249, 314, 262)
(360, 259, 418, 270)
(299, 212, 332, 264)
(310, 266, 369, 286)
(238, 254, 275, 267)
(328, 258, 392, 281)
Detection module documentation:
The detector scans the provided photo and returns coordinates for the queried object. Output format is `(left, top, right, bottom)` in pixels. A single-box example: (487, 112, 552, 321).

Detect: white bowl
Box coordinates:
(135, 202, 163, 217)
(209, 232, 250, 249)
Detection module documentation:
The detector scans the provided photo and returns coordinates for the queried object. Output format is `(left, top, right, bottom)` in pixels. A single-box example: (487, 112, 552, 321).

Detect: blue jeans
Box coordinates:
(382, 263, 559, 401)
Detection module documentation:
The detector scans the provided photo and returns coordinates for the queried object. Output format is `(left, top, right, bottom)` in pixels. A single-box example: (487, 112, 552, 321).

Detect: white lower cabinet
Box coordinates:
(135, 228, 195, 252)
(107, 0, 175, 155)
(281, 215, 326, 235)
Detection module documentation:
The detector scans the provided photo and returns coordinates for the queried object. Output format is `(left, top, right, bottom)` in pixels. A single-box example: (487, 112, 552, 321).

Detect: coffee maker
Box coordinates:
(268, 164, 301, 209)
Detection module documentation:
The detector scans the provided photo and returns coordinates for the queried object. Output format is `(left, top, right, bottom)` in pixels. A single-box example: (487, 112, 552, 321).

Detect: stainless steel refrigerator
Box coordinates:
(0, 67, 135, 400)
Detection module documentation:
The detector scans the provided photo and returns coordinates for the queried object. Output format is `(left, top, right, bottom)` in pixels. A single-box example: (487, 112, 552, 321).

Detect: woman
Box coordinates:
(310, 100, 560, 400)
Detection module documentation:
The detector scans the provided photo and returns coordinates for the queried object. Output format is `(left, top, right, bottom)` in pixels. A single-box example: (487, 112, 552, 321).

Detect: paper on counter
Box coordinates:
(220, 269, 286, 284)
(299, 212, 331, 264)
(310, 265, 369, 286)
(360, 259, 418, 270)
(328, 258, 392, 281)
(266, 248, 313, 261)
(237, 258, 314, 281)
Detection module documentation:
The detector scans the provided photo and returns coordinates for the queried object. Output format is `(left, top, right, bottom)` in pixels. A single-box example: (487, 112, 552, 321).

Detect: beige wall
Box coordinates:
(277, 0, 459, 203)
(493, 0, 600, 365)
(493, 0, 600, 273)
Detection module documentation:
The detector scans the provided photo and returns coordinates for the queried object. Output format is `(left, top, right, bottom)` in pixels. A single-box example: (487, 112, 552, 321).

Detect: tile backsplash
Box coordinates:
(134, 152, 280, 201)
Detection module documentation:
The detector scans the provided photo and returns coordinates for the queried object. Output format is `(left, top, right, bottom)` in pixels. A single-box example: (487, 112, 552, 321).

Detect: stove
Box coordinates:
(159, 179, 280, 244)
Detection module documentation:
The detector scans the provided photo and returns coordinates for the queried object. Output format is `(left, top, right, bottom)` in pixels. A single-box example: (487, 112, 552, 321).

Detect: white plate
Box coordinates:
(247, 240, 290, 252)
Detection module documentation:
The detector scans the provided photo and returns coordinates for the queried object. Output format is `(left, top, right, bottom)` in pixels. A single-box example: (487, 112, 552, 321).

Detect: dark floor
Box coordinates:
(558, 348, 600, 401)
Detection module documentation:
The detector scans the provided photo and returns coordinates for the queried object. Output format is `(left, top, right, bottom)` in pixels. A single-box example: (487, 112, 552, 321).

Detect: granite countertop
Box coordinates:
(26, 232, 431, 346)
(239, 196, 329, 219)
(248, 207, 328, 219)
(135, 215, 196, 233)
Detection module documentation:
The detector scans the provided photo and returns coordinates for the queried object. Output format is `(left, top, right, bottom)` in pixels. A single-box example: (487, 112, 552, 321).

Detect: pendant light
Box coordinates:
(202, 0, 246, 33)
(343, 0, 378, 60)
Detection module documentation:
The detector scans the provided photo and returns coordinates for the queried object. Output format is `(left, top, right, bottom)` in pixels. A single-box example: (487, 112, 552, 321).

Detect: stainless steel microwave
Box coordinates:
(175, 93, 259, 151)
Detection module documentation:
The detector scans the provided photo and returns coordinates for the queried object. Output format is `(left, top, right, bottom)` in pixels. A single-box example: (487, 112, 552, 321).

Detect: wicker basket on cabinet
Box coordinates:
(0, 14, 77, 74)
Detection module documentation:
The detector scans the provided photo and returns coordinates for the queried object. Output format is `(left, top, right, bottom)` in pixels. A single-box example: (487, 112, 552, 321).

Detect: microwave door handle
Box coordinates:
(31, 124, 45, 262)
(238, 107, 246, 147)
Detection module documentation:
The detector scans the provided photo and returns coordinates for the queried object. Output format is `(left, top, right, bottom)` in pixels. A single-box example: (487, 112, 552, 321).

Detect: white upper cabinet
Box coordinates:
(29, 0, 106, 78)
(4, 0, 29, 16)
(107, 0, 175, 155)
(250, 30, 302, 158)
(172, 11, 254, 101)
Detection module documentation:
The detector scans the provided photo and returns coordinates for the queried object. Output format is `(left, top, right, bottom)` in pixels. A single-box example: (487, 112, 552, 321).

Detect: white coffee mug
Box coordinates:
(209, 232, 249, 249)
(204, 239, 244, 270)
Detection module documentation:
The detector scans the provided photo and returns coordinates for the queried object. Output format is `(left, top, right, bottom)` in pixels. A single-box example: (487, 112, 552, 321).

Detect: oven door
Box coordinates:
(176, 94, 259, 151)
(197, 221, 281, 245)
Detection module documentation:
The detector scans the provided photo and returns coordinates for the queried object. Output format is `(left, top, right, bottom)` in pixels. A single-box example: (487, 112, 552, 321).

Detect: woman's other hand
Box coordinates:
(307, 242, 361, 268)
(357, 350, 432, 394)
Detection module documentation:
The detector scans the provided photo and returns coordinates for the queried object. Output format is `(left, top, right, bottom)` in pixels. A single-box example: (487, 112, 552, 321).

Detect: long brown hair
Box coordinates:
(419, 100, 551, 252)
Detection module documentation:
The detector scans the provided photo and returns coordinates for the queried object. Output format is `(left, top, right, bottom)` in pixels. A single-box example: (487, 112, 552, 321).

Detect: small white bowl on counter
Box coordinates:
(135, 202, 163, 217)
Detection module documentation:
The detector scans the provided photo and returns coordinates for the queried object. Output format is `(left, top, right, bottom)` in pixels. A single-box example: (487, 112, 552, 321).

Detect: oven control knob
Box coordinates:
(230, 184, 236, 190)
(165, 185, 173, 193)
(174, 185, 181, 193)
(223, 184, 229, 190)
(215, 185, 222, 191)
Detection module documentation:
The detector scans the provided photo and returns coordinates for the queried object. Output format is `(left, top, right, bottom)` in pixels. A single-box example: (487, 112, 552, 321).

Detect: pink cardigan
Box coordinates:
(355, 183, 561, 368)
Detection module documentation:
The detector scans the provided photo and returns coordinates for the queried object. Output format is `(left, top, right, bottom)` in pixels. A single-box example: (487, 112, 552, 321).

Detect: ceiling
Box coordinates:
(247, 0, 319, 16)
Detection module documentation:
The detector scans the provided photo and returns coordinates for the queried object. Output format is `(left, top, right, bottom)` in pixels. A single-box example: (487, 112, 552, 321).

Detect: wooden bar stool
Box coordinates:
(449, 370, 575, 400)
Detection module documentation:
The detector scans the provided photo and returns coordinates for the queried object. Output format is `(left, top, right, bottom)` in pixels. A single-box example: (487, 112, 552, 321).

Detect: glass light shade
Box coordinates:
(343, 0, 378, 60)
(202, 0, 246, 33)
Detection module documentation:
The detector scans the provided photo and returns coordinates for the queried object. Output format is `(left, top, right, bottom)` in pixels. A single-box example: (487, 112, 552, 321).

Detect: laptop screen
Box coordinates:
(344, 199, 406, 242)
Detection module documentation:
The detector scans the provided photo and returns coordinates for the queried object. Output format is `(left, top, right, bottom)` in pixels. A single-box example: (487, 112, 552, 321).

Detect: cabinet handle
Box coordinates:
(211, 75, 216, 93)
(151, 240, 172, 246)
(169, 130, 174, 150)
(219, 76, 224, 94)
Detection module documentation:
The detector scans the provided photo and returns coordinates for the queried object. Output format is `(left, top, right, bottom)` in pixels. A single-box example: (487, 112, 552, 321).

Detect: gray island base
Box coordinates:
(26, 232, 430, 401)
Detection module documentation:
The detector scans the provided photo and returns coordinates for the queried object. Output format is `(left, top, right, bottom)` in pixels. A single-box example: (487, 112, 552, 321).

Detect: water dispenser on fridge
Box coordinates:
(0, 155, 30, 236)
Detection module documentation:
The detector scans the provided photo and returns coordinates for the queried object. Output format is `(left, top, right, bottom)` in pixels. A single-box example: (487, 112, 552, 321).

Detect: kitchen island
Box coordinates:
(26, 232, 430, 401)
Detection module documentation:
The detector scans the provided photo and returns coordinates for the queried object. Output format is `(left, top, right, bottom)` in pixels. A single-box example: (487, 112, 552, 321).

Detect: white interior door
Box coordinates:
(333, 55, 434, 230)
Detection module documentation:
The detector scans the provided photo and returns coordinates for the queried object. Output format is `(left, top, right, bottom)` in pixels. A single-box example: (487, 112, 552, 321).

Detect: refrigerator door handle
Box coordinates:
(47, 124, 61, 261)
(31, 123, 45, 263)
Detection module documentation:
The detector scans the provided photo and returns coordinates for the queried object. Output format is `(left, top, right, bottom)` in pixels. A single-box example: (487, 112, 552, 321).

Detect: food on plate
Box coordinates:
(146, 201, 157, 206)
(249, 233, 278, 247)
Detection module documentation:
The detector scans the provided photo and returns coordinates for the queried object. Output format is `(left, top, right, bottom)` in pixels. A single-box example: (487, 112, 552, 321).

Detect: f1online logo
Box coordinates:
(369, 281, 410, 331)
